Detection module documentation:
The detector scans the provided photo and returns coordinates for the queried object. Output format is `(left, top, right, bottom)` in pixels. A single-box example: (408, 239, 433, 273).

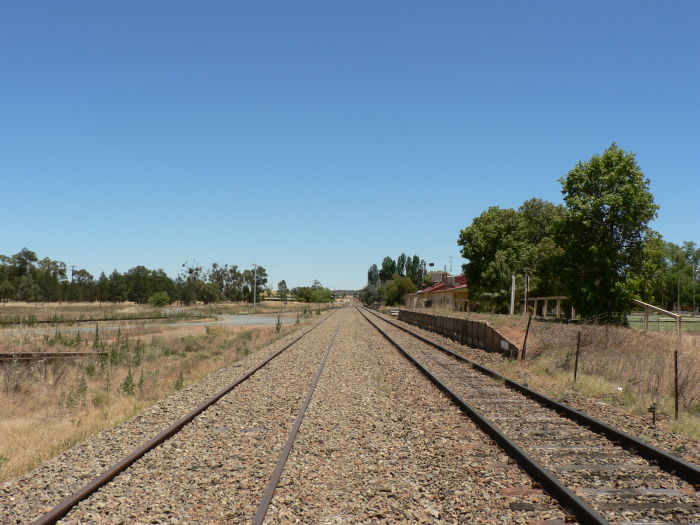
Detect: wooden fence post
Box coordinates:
(521, 314, 532, 361)
(674, 349, 679, 420)
(573, 331, 581, 382)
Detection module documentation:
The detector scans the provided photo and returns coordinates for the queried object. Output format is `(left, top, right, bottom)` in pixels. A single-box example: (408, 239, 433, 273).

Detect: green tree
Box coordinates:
(457, 199, 565, 311)
(291, 280, 334, 303)
(367, 264, 379, 286)
(148, 291, 170, 306)
(396, 253, 408, 276)
(359, 283, 384, 305)
(458, 206, 521, 309)
(555, 143, 659, 321)
(0, 280, 15, 302)
(278, 280, 289, 302)
(378, 257, 397, 282)
(198, 282, 220, 304)
(384, 276, 417, 306)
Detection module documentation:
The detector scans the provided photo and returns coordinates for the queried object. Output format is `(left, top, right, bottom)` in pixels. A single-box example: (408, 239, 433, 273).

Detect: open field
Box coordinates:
(0, 306, 324, 483)
(0, 300, 337, 326)
(399, 307, 700, 440)
(0, 301, 180, 326)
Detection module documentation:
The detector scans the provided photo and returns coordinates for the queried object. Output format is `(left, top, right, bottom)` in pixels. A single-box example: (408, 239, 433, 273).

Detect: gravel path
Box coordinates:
(366, 309, 700, 523)
(0, 314, 332, 524)
(262, 308, 567, 524)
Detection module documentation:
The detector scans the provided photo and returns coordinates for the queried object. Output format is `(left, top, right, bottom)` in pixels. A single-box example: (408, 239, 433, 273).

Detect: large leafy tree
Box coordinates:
(457, 199, 564, 311)
(555, 143, 659, 320)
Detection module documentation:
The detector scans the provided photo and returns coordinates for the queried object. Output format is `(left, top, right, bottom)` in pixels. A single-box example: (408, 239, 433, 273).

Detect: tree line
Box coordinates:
(279, 279, 334, 303)
(360, 253, 427, 305)
(0, 251, 270, 306)
(458, 143, 699, 320)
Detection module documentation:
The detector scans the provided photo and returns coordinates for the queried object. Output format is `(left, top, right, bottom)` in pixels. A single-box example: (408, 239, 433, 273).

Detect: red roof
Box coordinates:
(408, 274, 468, 296)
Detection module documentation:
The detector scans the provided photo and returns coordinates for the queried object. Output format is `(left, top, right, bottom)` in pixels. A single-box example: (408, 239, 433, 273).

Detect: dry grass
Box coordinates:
(0, 301, 173, 325)
(418, 308, 700, 439)
(0, 316, 316, 483)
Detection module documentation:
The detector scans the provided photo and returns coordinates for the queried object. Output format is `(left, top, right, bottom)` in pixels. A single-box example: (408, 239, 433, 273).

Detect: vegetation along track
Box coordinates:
(23, 311, 337, 525)
(358, 306, 700, 524)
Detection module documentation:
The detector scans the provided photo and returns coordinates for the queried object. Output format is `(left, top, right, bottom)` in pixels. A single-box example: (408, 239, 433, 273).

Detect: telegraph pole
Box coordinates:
(252, 264, 258, 312)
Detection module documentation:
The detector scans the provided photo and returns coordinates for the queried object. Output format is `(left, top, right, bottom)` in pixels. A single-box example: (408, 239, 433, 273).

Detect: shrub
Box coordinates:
(148, 291, 170, 307)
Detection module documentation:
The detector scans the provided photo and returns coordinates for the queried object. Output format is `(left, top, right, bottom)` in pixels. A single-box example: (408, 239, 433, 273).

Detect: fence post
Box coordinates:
(521, 314, 532, 361)
(674, 349, 679, 420)
(573, 331, 581, 382)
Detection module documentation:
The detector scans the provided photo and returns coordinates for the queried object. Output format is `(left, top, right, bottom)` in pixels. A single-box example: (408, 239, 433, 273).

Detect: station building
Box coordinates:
(405, 273, 468, 311)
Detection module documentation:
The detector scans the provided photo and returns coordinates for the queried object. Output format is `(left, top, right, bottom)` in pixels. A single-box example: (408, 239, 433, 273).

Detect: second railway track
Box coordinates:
(359, 306, 700, 524)
(18, 312, 337, 524)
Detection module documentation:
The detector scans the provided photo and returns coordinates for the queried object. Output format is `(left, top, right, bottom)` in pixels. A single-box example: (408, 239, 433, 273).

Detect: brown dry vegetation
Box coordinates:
(0, 301, 174, 325)
(416, 308, 700, 439)
(0, 300, 336, 326)
(0, 314, 319, 483)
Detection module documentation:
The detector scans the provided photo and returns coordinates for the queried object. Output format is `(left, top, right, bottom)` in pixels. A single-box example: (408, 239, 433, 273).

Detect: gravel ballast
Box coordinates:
(5, 306, 696, 524)
(262, 309, 567, 524)
(0, 315, 333, 524)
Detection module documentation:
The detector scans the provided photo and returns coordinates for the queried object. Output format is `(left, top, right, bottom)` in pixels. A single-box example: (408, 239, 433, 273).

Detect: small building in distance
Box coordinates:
(405, 273, 468, 311)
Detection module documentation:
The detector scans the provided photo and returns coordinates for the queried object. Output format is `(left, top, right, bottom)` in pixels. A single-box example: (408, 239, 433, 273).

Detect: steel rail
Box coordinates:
(357, 306, 608, 525)
(251, 323, 340, 525)
(29, 312, 336, 525)
(362, 307, 700, 486)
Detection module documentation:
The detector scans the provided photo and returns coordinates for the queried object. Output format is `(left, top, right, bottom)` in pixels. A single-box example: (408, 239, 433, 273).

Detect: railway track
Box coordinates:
(28, 312, 337, 525)
(358, 306, 700, 524)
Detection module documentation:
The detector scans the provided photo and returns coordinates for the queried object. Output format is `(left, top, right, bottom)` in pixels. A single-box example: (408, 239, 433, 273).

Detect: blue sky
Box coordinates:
(1, 1, 698, 290)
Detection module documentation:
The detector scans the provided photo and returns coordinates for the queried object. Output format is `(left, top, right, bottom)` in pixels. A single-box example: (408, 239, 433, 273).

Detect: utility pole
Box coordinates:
(252, 264, 258, 312)
(447, 256, 454, 274)
(693, 263, 697, 315)
(510, 274, 515, 315)
(523, 273, 529, 316)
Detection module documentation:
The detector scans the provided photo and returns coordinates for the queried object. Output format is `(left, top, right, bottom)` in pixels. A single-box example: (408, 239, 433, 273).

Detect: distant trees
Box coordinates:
(0, 249, 274, 306)
(384, 277, 417, 306)
(291, 280, 334, 303)
(367, 264, 379, 286)
(651, 241, 700, 311)
(360, 253, 426, 305)
(278, 280, 289, 302)
(148, 291, 170, 307)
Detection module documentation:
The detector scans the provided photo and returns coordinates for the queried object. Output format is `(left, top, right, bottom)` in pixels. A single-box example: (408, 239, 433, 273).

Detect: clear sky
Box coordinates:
(1, 1, 698, 290)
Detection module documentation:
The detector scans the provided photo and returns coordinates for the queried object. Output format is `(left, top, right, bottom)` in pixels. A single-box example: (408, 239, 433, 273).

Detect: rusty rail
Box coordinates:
(357, 306, 607, 525)
(365, 307, 700, 485)
(29, 312, 335, 525)
(252, 323, 340, 524)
